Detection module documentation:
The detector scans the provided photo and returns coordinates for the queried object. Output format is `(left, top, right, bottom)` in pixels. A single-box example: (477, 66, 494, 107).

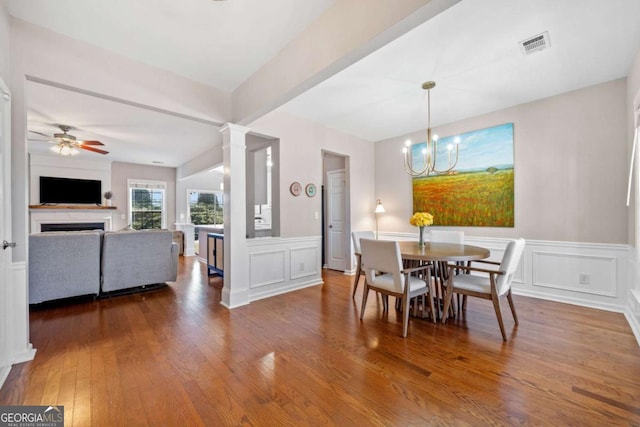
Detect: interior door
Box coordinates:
(327, 169, 346, 271)
(0, 78, 12, 381)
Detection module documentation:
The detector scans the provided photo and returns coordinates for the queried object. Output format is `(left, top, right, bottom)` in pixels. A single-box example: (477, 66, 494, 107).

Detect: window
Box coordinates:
(188, 190, 223, 225)
(128, 180, 166, 230)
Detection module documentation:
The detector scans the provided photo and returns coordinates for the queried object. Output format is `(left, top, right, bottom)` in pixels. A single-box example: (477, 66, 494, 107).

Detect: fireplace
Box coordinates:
(30, 206, 113, 233)
(41, 222, 105, 232)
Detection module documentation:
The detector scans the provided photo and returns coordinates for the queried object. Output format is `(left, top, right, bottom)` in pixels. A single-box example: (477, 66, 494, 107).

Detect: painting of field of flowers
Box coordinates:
(412, 123, 514, 227)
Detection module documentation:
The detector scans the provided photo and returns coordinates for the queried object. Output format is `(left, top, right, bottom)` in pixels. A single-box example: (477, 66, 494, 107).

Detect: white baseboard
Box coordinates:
(625, 308, 640, 347)
(0, 366, 10, 390)
(250, 278, 324, 302)
(513, 288, 625, 314)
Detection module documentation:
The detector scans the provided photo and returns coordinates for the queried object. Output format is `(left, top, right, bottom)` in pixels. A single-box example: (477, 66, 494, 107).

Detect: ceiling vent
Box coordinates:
(519, 31, 551, 55)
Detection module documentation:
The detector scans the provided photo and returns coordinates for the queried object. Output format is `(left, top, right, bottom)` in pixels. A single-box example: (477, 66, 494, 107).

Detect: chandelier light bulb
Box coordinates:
(402, 80, 460, 177)
(455, 136, 461, 144)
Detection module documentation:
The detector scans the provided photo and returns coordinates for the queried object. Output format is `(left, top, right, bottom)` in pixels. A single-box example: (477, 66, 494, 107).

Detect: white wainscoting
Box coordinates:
(246, 236, 323, 301)
(380, 232, 630, 314)
(626, 248, 640, 344)
(9, 262, 36, 365)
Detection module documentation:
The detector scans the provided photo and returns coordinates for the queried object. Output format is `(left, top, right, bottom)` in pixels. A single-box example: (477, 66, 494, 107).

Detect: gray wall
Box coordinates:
(375, 78, 628, 244)
(110, 162, 177, 231)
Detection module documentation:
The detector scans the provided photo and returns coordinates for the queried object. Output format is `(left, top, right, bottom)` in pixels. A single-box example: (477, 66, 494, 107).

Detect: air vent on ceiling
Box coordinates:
(519, 31, 550, 55)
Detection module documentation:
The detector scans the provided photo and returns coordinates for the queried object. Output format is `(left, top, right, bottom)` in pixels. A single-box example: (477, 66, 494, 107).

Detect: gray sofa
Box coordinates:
(101, 230, 178, 292)
(29, 229, 178, 303)
(29, 230, 102, 304)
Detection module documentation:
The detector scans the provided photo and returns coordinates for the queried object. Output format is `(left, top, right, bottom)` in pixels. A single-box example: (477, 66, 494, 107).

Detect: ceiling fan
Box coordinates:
(29, 125, 109, 156)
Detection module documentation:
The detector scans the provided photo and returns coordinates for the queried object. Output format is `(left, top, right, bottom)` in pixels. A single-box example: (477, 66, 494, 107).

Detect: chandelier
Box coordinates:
(402, 81, 459, 177)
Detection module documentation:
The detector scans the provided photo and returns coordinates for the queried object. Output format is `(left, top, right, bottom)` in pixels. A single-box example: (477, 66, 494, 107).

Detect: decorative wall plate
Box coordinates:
(305, 183, 317, 197)
(290, 181, 302, 196)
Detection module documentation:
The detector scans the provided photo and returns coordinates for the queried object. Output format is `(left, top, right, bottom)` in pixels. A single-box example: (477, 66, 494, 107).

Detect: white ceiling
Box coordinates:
(9, 0, 640, 167)
(279, 0, 640, 141)
(6, 0, 336, 91)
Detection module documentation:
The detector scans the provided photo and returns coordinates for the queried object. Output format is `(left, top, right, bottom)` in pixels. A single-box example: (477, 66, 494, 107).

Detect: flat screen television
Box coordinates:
(39, 176, 102, 205)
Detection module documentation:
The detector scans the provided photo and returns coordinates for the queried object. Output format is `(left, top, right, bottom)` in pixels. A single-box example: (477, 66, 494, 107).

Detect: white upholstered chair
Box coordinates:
(442, 238, 525, 341)
(360, 238, 434, 337)
(351, 231, 375, 298)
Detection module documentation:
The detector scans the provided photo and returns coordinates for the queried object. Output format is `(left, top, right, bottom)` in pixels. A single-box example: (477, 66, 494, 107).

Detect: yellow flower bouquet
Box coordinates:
(409, 212, 434, 228)
(410, 212, 433, 248)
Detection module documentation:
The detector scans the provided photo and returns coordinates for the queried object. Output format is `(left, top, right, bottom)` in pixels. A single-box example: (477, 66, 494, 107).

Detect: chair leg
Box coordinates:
(507, 289, 518, 325)
(352, 265, 361, 299)
(491, 292, 508, 341)
(441, 277, 454, 324)
(401, 291, 411, 337)
(360, 286, 369, 320)
(427, 284, 436, 323)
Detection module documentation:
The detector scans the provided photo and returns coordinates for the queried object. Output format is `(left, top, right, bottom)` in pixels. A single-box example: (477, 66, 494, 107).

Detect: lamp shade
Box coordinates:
(375, 200, 385, 214)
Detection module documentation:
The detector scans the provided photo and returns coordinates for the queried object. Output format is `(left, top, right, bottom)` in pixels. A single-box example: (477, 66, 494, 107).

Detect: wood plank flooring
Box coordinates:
(1, 256, 639, 426)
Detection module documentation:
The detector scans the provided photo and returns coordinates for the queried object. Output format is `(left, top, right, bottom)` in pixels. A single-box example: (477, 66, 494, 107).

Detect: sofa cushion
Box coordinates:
(29, 230, 101, 304)
(101, 230, 178, 292)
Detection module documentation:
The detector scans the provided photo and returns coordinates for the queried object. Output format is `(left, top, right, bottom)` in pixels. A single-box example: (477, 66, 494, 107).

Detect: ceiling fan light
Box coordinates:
(55, 144, 79, 156)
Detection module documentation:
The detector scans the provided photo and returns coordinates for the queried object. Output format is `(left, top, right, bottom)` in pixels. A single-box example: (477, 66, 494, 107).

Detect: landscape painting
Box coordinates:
(412, 123, 514, 227)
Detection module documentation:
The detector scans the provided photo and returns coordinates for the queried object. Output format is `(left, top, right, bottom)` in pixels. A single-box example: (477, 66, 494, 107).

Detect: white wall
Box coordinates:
(110, 162, 176, 231)
(28, 155, 112, 205)
(376, 79, 628, 244)
(249, 110, 376, 240)
(625, 48, 640, 342)
(0, 1, 9, 81)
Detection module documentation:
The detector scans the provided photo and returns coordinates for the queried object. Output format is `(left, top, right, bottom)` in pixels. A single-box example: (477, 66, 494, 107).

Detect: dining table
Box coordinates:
(396, 241, 491, 320)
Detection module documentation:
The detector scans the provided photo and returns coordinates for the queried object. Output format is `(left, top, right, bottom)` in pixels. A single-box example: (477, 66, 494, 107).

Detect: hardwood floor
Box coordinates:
(1, 256, 639, 426)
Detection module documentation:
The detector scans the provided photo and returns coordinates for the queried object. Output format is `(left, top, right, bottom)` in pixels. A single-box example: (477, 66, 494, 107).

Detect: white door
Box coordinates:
(327, 169, 346, 271)
(0, 78, 12, 382)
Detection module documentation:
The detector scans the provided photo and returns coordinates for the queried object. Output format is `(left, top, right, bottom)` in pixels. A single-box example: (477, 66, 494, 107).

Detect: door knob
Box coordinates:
(329, 225, 333, 228)
(2, 240, 16, 250)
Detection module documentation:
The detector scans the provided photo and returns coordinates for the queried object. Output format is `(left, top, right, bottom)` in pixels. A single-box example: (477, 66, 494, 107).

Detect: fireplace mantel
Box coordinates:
(30, 206, 116, 233)
(29, 205, 117, 210)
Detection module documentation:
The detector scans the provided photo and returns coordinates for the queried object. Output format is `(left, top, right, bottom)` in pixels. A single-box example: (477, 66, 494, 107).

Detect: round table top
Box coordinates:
(397, 241, 490, 262)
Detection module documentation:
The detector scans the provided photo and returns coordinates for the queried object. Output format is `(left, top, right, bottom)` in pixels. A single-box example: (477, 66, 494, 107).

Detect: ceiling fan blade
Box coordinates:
(81, 145, 109, 155)
(79, 140, 104, 146)
(28, 130, 50, 138)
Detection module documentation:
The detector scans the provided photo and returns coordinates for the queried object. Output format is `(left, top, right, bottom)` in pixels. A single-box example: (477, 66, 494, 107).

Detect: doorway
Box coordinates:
(322, 152, 350, 272)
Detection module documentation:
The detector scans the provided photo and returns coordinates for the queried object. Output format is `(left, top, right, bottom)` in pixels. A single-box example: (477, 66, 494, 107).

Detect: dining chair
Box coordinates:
(351, 231, 375, 299)
(360, 238, 435, 337)
(429, 230, 464, 315)
(441, 238, 525, 341)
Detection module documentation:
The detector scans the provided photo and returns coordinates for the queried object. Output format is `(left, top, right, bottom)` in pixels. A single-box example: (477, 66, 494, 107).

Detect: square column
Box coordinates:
(219, 123, 250, 308)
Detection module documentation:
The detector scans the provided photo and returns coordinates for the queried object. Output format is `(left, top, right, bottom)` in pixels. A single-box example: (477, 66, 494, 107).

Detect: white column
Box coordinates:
(219, 123, 250, 308)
